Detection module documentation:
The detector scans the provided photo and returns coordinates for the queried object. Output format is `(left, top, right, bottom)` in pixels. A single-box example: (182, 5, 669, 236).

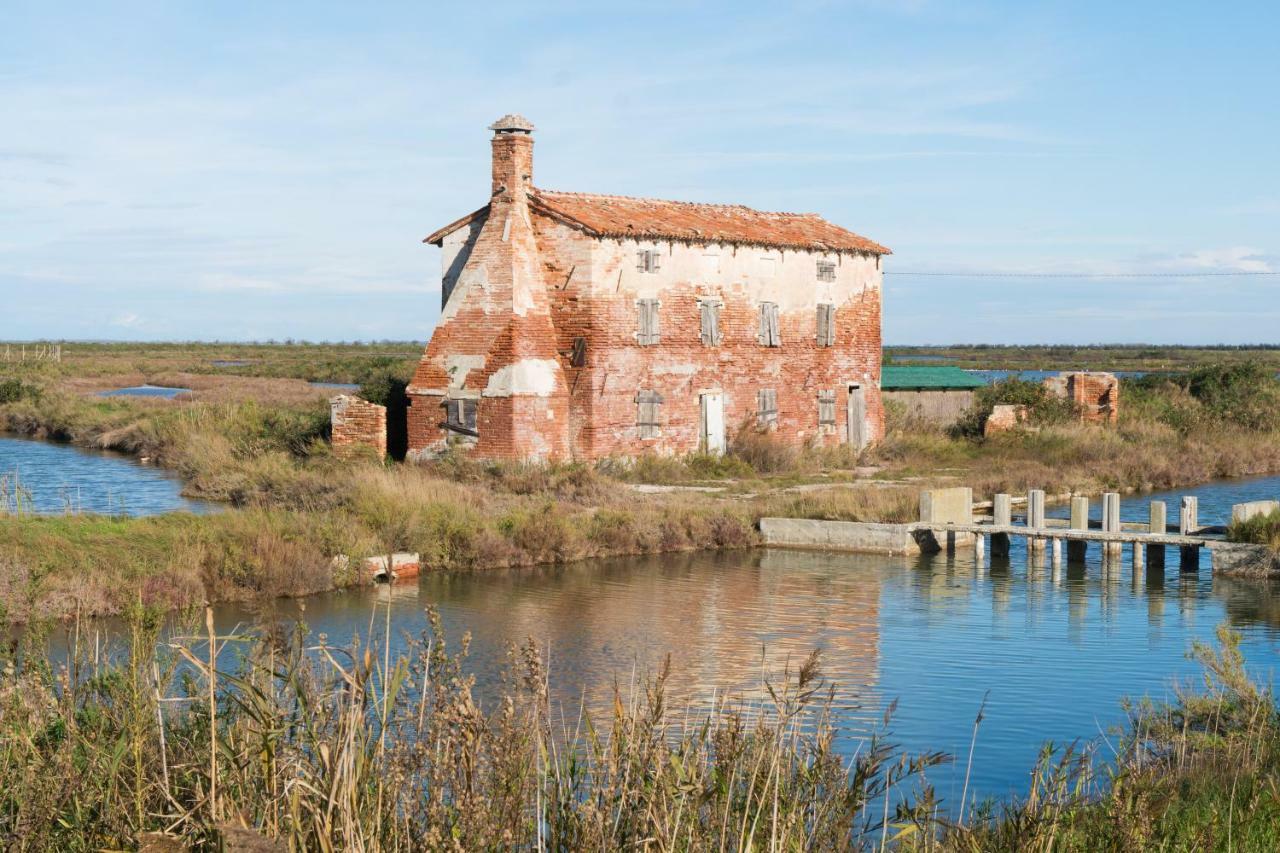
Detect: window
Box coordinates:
(816, 303, 836, 347)
(444, 398, 478, 436)
(817, 390, 836, 428)
(636, 249, 661, 273)
(569, 336, 586, 367)
(636, 390, 663, 438)
(758, 302, 781, 346)
(757, 389, 778, 429)
(699, 298, 722, 346)
(759, 256, 777, 277)
(636, 299, 660, 345)
(817, 260, 837, 282)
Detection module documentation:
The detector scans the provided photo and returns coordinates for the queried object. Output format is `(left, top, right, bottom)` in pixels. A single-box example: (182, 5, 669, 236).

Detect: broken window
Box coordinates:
(636, 299, 661, 345)
(758, 302, 781, 346)
(818, 390, 836, 428)
(816, 260, 837, 282)
(444, 398, 478, 436)
(636, 390, 663, 438)
(816, 303, 836, 347)
(757, 388, 778, 429)
(569, 337, 587, 367)
(699, 298, 723, 346)
(636, 249, 661, 273)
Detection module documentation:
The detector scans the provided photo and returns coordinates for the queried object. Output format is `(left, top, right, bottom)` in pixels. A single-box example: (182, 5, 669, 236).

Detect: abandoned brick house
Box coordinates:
(406, 115, 891, 461)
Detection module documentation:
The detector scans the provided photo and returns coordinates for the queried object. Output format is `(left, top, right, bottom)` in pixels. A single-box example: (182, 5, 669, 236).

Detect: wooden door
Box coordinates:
(701, 392, 726, 455)
(846, 384, 866, 449)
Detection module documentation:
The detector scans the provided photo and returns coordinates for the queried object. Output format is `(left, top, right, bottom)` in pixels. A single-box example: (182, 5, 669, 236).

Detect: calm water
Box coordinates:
(203, 474, 1280, 807)
(97, 384, 191, 399)
(0, 435, 216, 515)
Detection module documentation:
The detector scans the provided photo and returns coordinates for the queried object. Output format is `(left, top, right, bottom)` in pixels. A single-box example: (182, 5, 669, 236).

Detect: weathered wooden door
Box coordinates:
(701, 392, 726, 455)
(846, 384, 866, 449)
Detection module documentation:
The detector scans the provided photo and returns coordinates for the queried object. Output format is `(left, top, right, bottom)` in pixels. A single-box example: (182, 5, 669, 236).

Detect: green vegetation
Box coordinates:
(3, 609, 1277, 850)
(886, 343, 1280, 373)
(949, 377, 1076, 438)
(1229, 508, 1280, 553)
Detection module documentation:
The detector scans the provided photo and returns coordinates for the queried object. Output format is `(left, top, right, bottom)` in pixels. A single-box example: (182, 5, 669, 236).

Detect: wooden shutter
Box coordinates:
(700, 298, 722, 346)
(758, 389, 778, 428)
(637, 299, 660, 345)
(759, 302, 780, 346)
(636, 250, 646, 272)
(818, 390, 836, 426)
(463, 400, 477, 432)
(817, 303, 835, 347)
(636, 390, 663, 438)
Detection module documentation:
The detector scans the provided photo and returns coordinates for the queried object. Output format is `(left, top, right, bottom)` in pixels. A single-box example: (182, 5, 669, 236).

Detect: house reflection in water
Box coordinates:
(419, 548, 883, 722)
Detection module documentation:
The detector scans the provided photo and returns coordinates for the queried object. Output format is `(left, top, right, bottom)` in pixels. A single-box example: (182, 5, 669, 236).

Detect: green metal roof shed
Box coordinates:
(881, 365, 987, 390)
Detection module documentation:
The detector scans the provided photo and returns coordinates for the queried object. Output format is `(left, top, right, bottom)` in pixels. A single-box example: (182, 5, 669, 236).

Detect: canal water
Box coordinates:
(0, 435, 216, 515)
(207, 474, 1280, 808)
(11, 423, 1279, 808)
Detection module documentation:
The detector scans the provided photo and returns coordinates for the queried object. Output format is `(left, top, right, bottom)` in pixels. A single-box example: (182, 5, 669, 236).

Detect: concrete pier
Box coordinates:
(1102, 492, 1122, 560)
(992, 493, 1012, 558)
(1027, 489, 1046, 555)
(1068, 496, 1089, 562)
(1147, 501, 1167, 568)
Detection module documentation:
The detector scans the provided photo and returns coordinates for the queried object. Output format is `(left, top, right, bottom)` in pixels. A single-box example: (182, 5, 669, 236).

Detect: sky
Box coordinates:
(2, 1, 1278, 345)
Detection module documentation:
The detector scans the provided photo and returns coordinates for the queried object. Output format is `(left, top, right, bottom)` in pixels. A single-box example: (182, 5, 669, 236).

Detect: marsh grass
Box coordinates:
(4, 614, 1279, 851)
(1229, 508, 1280, 553)
(0, 607, 946, 851)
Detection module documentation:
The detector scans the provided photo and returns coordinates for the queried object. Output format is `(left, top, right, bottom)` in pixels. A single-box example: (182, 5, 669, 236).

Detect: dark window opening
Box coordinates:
(444, 398, 478, 436)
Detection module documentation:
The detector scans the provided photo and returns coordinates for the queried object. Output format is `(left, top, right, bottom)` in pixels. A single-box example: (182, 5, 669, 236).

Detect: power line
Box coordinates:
(886, 270, 1279, 278)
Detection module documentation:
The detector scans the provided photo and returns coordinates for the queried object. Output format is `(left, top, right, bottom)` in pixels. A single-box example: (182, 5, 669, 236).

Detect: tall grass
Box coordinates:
(4, 615, 1279, 850)
(0, 607, 944, 851)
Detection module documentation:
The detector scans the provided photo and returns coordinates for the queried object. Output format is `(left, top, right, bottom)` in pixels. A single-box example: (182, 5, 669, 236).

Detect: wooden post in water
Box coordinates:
(1027, 489, 1046, 556)
(1068, 496, 1089, 563)
(1148, 501, 1166, 569)
(992, 493, 1011, 558)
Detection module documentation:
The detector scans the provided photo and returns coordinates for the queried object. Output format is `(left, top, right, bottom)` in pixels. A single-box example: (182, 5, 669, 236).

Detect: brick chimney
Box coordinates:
(489, 113, 534, 199)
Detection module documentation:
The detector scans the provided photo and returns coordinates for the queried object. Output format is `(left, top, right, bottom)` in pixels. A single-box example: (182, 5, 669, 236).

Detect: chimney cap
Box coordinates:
(489, 113, 535, 134)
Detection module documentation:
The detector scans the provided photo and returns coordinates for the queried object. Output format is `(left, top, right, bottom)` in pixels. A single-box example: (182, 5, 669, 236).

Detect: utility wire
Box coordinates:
(886, 270, 1279, 278)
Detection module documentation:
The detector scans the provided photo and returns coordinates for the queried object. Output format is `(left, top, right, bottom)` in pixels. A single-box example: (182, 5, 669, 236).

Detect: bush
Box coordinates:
(728, 425, 797, 474)
(951, 378, 1076, 438)
(1228, 508, 1280, 552)
(0, 379, 40, 404)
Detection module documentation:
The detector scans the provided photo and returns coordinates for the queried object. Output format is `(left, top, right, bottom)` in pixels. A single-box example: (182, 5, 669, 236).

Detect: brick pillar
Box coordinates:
(331, 395, 387, 459)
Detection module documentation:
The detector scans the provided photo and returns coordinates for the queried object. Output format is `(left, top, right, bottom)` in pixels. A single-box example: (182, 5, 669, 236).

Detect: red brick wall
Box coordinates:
(331, 395, 387, 458)
(1068, 372, 1119, 424)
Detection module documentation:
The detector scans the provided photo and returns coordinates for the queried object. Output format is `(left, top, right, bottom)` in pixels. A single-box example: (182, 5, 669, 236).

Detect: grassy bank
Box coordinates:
(4, 360, 1280, 620)
(2, 610, 1276, 850)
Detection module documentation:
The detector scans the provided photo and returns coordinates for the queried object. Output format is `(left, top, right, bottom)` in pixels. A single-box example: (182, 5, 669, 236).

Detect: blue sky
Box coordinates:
(2, 1, 1278, 344)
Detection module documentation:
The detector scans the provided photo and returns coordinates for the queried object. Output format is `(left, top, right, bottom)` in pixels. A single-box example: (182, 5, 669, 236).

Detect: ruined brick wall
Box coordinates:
(331, 395, 387, 458)
(1069, 372, 1119, 424)
(1042, 372, 1119, 425)
(539, 223, 884, 458)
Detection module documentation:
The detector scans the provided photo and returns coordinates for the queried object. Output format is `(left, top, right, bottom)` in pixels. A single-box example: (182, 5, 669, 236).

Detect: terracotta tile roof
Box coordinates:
(530, 189, 890, 255)
(423, 190, 889, 255)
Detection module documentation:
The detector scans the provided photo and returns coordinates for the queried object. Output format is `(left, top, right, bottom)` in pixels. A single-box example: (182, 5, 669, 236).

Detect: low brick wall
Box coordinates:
(331, 395, 387, 459)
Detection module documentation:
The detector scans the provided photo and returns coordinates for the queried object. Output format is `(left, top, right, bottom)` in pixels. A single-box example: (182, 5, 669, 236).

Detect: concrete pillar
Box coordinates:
(992, 493, 1011, 558)
(974, 532, 985, 564)
(1147, 501, 1166, 569)
(1051, 537, 1062, 568)
(1102, 492, 1122, 560)
(1134, 539, 1144, 571)
(1180, 496, 1199, 535)
(1028, 489, 1046, 555)
(1068, 496, 1089, 563)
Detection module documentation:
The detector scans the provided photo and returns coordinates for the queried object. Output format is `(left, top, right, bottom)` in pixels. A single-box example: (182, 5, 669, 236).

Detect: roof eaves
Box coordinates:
(423, 205, 490, 245)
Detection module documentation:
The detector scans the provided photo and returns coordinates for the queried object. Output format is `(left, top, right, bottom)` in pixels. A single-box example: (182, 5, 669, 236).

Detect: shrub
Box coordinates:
(1228, 508, 1280, 552)
(728, 425, 797, 474)
(0, 379, 40, 404)
(951, 378, 1076, 438)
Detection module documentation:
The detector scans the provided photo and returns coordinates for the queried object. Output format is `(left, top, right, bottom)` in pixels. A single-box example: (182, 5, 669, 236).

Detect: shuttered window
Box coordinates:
(636, 299, 660, 345)
(816, 260, 836, 282)
(816, 303, 836, 347)
(636, 390, 663, 438)
(699, 298, 723, 346)
(444, 398, 478, 436)
(636, 250, 661, 273)
(758, 302, 781, 346)
(817, 390, 836, 427)
(757, 389, 778, 429)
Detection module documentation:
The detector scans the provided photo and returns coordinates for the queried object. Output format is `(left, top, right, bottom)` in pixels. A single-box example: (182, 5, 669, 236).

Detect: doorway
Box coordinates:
(846, 384, 866, 449)
(700, 391, 726, 455)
